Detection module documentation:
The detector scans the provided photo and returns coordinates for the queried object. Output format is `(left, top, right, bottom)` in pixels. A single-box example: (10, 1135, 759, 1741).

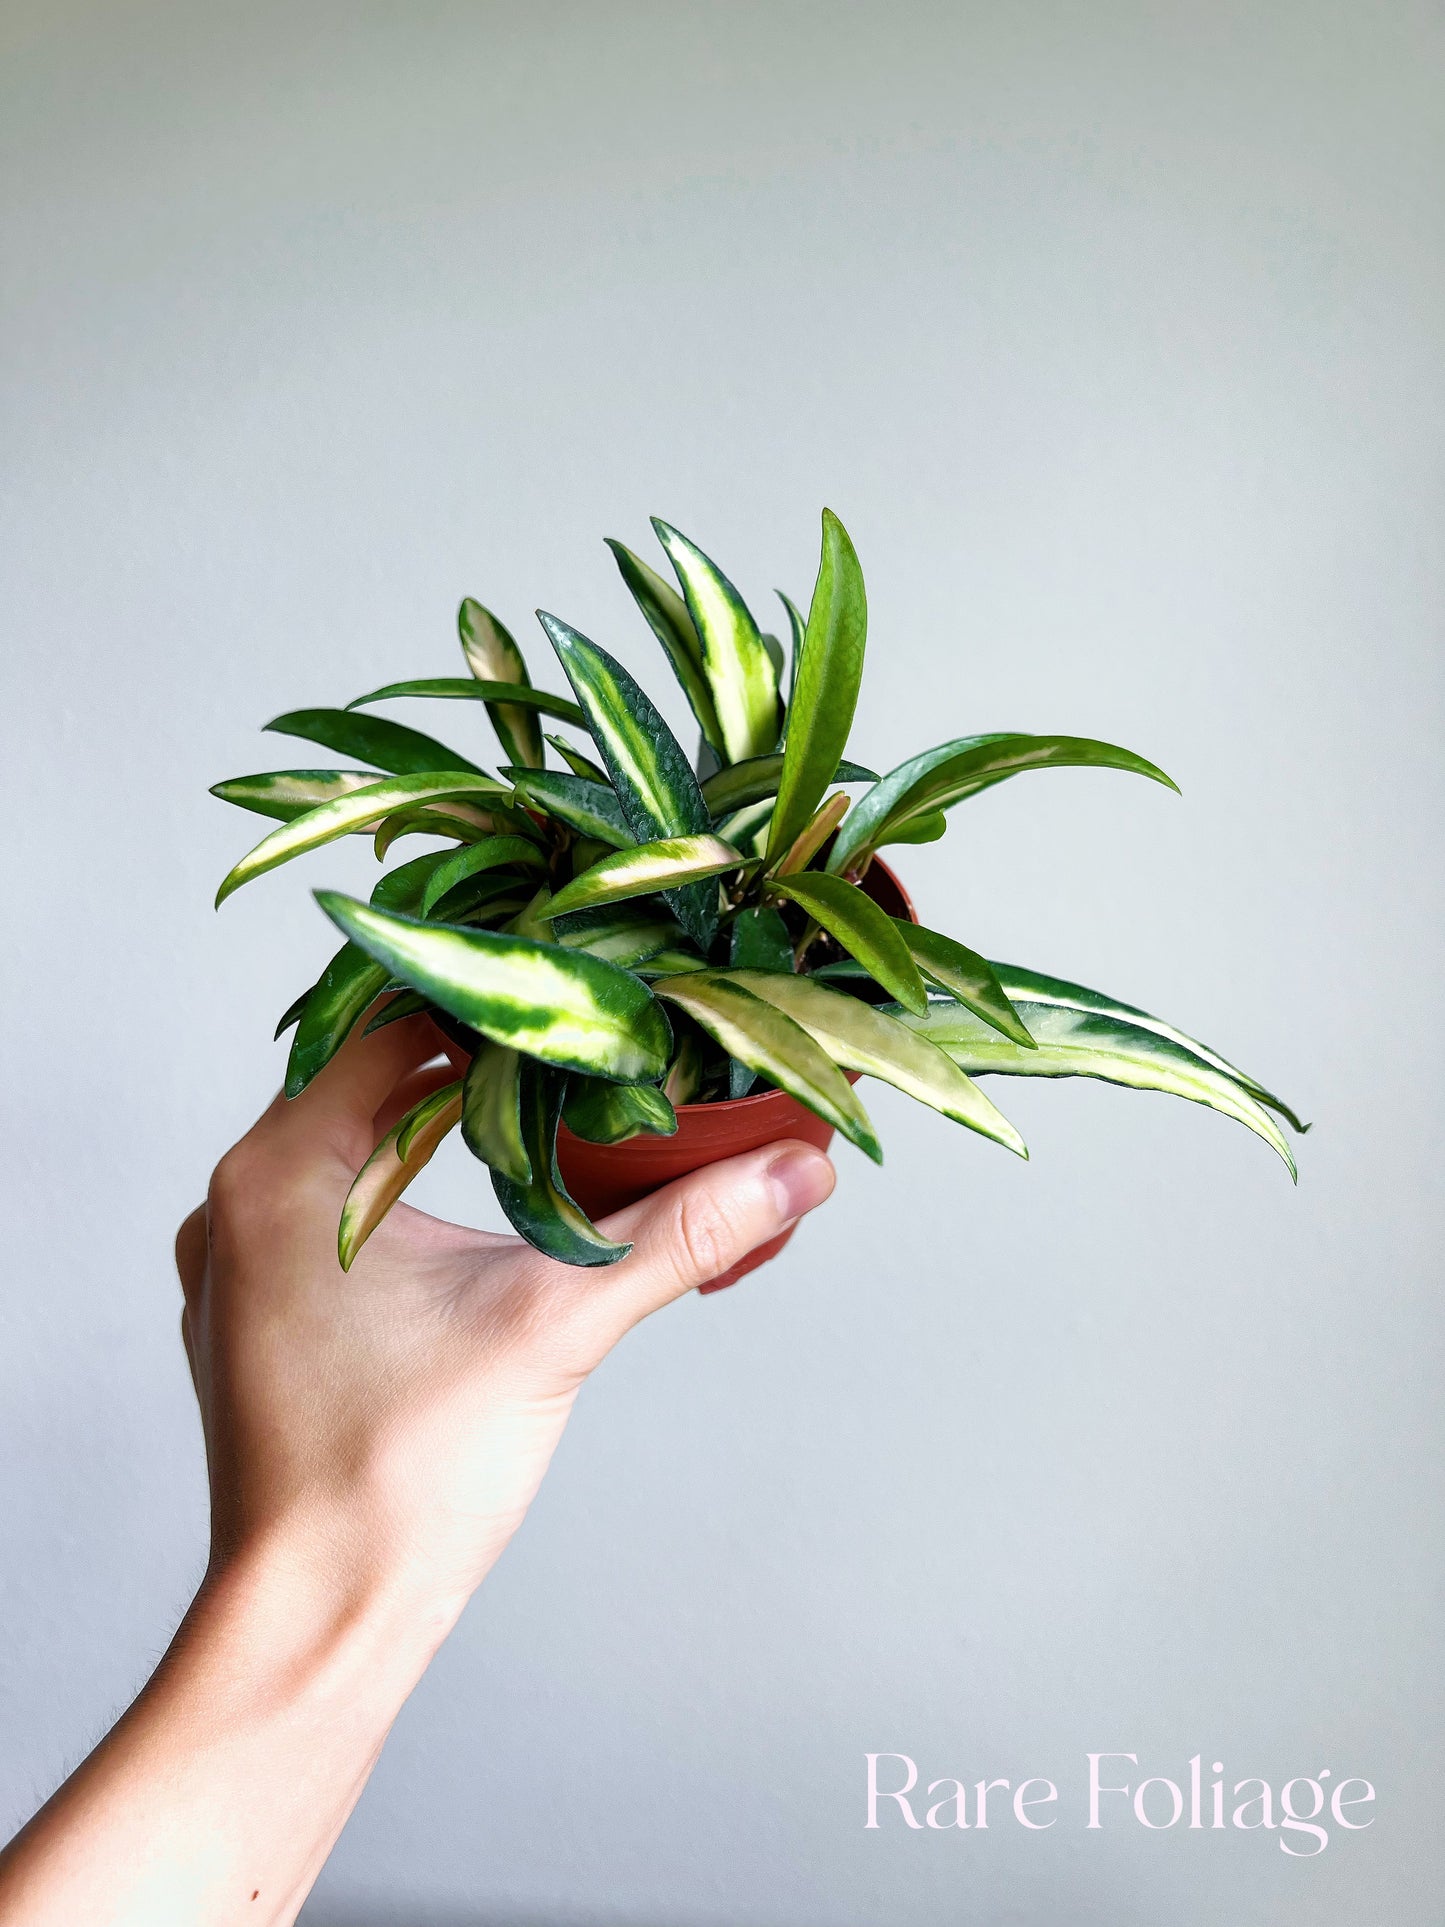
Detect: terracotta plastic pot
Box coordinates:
(554, 860, 918, 1294)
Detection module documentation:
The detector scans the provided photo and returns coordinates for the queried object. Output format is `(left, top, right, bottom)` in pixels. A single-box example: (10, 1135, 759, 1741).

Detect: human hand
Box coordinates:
(175, 1010, 836, 1645)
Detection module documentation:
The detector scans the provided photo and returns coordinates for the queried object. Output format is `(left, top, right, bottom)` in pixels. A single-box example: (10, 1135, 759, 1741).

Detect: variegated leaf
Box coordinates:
(543, 732, 609, 783)
(346, 676, 586, 729)
(460, 1041, 531, 1184)
(700, 754, 877, 818)
(338, 1081, 463, 1270)
(505, 766, 634, 848)
(459, 598, 545, 767)
(316, 893, 671, 1082)
(418, 837, 547, 917)
(650, 520, 780, 764)
(563, 1075, 678, 1144)
(891, 998, 1297, 1178)
(491, 1063, 632, 1265)
(606, 537, 724, 754)
(216, 772, 506, 905)
(211, 768, 382, 825)
(896, 924, 1035, 1049)
(542, 834, 746, 920)
(651, 974, 881, 1161)
(720, 969, 1026, 1156)
(770, 872, 927, 1014)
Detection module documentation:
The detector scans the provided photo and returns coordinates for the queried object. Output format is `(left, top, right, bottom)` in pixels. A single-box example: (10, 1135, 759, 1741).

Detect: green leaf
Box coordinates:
(770, 872, 928, 1014)
(265, 708, 484, 777)
(554, 904, 688, 968)
(720, 969, 1027, 1157)
(346, 676, 587, 730)
(988, 963, 1308, 1133)
(635, 949, 711, 976)
(418, 837, 547, 917)
(458, 599, 545, 767)
(830, 734, 1179, 875)
(778, 591, 806, 706)
(338, 1081, 463, 1270)
(700, 754, 878, 818)
(730, 905, 794, 973)
(273, 986, 312, 1038)
(211, 769, 382, 825)
(891, 998, 1297, 1179)
(215, 772, 506, 906)
(606, 537, 724, 754)
(315, 893, 672, 1083)
(563, 1074, 678, 1144)
(538, 610, 716, 947)
(766, 509, 867, 861)
(284, 852, 453, 1096)
(896, 923, 1036, 1049)
(460, 1042, 531, 1185)
(543, 732, 609, 783)
(504, 766, 634, 848)
(542, 834, 746, 920)
(875, 810, 947, 849)
(651, 975, 881, 1161)
(491, 1064, 632, 1266)
(362, 988, 431, 1034)
(650, 520, 780, 764)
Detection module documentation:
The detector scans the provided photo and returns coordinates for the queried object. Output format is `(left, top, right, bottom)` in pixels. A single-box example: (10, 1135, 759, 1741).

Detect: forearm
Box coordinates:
(0, 1531, 458, 1927)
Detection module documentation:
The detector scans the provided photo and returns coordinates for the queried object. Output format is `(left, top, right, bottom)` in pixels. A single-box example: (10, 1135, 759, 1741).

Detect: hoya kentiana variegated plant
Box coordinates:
(213, 511, 1306, 1270)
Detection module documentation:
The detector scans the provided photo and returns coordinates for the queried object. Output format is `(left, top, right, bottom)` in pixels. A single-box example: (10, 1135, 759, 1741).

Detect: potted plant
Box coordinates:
(212, 511, 1304, 1288)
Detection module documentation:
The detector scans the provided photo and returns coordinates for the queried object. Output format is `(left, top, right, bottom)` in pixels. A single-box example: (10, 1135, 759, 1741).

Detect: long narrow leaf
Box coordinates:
(505, 766, 634, 848)
(316, 893, 671, 1082)
(542, 834, 746, 920)
(554, 904, 689, 968)
(651, 975, 881, 1161)
(650, 520, 779, 764)
(989, 963, 1308, 1132)
(348, 675, 586, 729)
(419, 837, 546, 917)
(701, 754, 877, 819)
(459, 599, 545, 767)
(216, 772, 506, 905)
(770, 872, 927, 1014)
(778, 591, 806, 706)
(338, 1081, 463, 1270)
(767, 509, 867, 860)
(211, 768, 382, 824)
(897, 923, 1035, 1049)
(892, 998, 1297, 1178)
(720, 969, 1026, 1156)
(265, 707, 484, 776)
(606, 537, 724, 754)
(460, 1042, 531, 1184)
(539, 611, 716, 946)
(492, 1064, 632, 1265)
(543, 733, 609, 782)
(830, 733, 1178, 874)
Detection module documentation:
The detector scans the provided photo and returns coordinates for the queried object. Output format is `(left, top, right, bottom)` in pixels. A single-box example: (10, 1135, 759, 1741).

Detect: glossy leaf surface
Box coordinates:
(216, 772, 505, 905)
(211, 768, 381, 824)
(650, 520, 779, 764)
(893, 998, 1297, 1178)
(418, 837, 546, 917)
(543, 733, 609, 783)
(460, 1042, 531, 1184)
(897, 923, 1036, 1049)
(606, 537, 724, 754)
(722, 970, 1026, 1156)
(458, 598, 545, 767)
(563, 1075, 678, 1144)
(729, 905, 793, 974)
(554, 904, 687, 968)
(265, 707, 483, 777)
(491, 1064, 632, 1265)
(770, 872, 927, 1014)
(651, 975, 881, 1161)
(830, 733, 1178, 873)
(539, 611, 716, 945)
(347, 677, 586, 729)
(701, 754, 877, 818)
(767, 510, 867, 860)
(542, 834, 746, 920)
(505, 766, 633, 848)
(989, 963, 1308, 1132)
(317, 894, 671, 1082)
(338, 1081, 463, 1270)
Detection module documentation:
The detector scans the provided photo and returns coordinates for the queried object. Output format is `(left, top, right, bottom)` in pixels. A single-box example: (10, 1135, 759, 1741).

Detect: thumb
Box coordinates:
(590, 1139, 836, 1326)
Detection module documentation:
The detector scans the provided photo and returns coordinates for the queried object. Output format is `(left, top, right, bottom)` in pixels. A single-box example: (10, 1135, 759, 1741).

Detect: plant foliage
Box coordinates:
(212, 511, 1305, 1268)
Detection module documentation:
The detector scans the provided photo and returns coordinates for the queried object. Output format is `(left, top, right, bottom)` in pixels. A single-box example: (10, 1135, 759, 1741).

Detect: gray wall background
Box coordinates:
(2, 3, 1441, 1922)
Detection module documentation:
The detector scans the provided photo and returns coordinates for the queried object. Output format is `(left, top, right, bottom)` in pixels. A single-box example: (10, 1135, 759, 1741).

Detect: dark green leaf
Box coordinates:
(543, 732, 609, 783)
(770, 872, 928, 1014)
(316, 893, 672, 1083)
(504, 766, 634, 848)
(651, 974, 881, 1161)
(492, 1064, 632, 1265)
(605, 537, 724, 754)
(418, 837, 546, 917)
(265, 707, 484, 776)
(766, 509, 867, 861)
(460, 1041, 531, 1184)
(346, 676, 586, 729)
(563, 1075, 678, 1144)
(896, 923, 1035, 1049)
(730, 904, 794, 974)
(701, 754, 878, 818)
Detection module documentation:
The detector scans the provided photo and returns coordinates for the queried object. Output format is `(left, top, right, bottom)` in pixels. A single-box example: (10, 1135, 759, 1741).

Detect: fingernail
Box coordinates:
(767, 1146, 834, 1223)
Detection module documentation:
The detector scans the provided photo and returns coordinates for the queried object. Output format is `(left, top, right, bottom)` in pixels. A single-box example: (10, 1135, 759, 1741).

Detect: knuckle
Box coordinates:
(673, 1186, 735, 1286)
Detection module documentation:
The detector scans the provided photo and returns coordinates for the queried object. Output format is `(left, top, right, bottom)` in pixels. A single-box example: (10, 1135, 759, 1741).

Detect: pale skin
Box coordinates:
(0, 1014, 835, 1926)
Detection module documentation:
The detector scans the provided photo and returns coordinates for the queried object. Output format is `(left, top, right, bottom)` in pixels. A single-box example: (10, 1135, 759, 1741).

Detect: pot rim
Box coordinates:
(663, 856, 917, 1120)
